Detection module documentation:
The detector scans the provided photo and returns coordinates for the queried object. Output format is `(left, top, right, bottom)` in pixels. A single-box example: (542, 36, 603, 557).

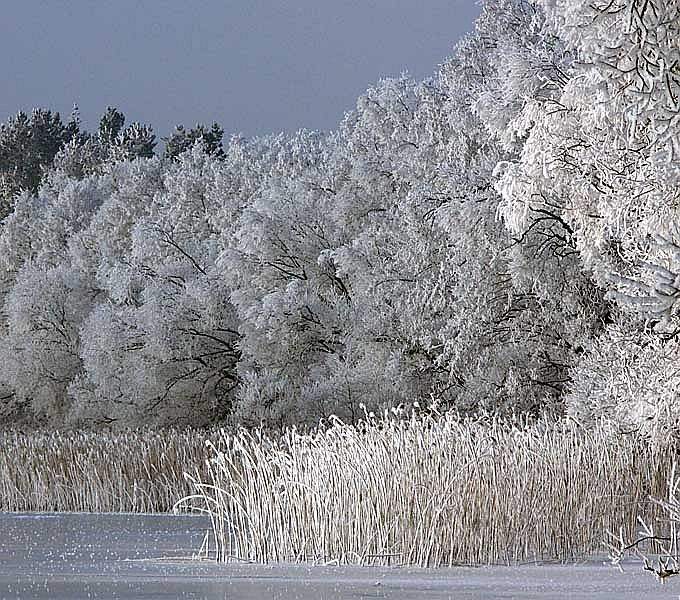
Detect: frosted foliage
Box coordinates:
(83, 160, 164, 302)
(471, 0, 571, 148)
(72, 149, 241, 426)
(498, 0, 680, 276)
(478, 0, 680, 422)
(74, 286, 238, 426)
(4, 0, 678, 428)
(605, 236, 680, 325)
(73, 303, 154, 424)
(50, 137, 108, 180)
(0, 192, 44, 290)
(235, 10, 598, 421)
(0, 266, 93, 422)
(492, 0, 680, 426)
(0, 175, 111, 274)
(222, 77, 511, 423)
(0, 146, 252, 426)
(434, 4, 599, 412)
(235, 345, 415, 426)
(215, 130, 364, 423)
(540, 0, 680, 161)
(568, 322, 680, 431)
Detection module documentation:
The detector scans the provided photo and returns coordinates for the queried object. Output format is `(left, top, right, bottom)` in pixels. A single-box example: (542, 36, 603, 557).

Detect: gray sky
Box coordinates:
(1, 1, 480, 139)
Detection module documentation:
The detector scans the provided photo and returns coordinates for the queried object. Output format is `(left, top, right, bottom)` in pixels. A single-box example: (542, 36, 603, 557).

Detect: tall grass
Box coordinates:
(179, 411, 675, 566)
(0, 428, 212, 512)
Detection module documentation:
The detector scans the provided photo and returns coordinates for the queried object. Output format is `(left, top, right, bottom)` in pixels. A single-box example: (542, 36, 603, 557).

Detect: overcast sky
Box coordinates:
(1, 1, 480, 139)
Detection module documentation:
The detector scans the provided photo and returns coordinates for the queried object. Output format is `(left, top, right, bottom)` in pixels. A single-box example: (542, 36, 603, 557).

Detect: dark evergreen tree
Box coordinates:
(98, 107, 126, 145)
(0, 108, 80, 213)
(164, 122, 224, 160)
(115, 122, 156, 160)
(96, 108, 156, 161)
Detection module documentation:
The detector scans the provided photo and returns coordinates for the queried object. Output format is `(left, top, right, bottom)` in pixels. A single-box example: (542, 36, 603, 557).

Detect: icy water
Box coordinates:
(0, 512, 677, 599)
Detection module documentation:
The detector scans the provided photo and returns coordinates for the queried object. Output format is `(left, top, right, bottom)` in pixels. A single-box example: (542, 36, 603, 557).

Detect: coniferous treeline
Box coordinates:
(0, 0, 677, 430)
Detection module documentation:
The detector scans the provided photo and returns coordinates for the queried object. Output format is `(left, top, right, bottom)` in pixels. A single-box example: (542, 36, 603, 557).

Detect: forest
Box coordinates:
(0, 0, 676, 435)
(2, 0, 680, 583)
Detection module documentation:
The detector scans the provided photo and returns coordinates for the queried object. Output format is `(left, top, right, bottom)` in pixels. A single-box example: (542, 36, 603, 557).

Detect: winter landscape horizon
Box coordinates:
(2, 0, 680, 598)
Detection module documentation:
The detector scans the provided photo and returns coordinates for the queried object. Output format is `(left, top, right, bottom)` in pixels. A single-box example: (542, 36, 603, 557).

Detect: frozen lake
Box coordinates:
(0, 512, 676, 599)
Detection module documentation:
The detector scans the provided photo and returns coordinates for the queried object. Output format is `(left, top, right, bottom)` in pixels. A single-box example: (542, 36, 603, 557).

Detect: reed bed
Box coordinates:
(0, 428, 213, 512)
(179, 412, 675, 567)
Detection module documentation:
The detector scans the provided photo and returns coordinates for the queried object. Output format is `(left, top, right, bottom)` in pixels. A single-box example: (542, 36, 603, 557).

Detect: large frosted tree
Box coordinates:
(494, 0, 680, 428)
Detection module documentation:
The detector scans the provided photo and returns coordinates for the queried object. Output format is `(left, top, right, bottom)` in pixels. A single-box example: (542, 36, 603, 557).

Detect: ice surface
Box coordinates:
(0, 512, 677, 599)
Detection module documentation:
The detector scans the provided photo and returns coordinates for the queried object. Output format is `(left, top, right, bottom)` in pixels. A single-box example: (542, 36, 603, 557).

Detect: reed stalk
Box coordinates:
(178, 412, 674, 566)
(0, 428, 212, 512)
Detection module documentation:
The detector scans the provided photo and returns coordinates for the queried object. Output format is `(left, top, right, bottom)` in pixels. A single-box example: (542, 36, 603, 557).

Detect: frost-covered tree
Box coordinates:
(493, 0, 680, 427)
(0, 172, 112, 423)
(222, 19, 592, 426)
(2, 265, 96, 423)
(400, 0, 598, 414)
(49, 107, 158, 181)
(72, 147, 241, 425)
(5, 0, 675, 430)
(51, 136, 109, 180)
(217, 130, 353, 423)
(0, 144, 248, 426)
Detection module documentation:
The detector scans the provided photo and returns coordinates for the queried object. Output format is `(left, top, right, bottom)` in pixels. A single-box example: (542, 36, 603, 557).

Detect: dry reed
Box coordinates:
(0, 428, 213, 512)
(178, 411, 675, 567)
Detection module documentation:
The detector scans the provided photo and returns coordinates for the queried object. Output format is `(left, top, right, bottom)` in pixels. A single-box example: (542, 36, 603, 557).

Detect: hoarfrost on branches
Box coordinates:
(0, 0, 678, 428)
